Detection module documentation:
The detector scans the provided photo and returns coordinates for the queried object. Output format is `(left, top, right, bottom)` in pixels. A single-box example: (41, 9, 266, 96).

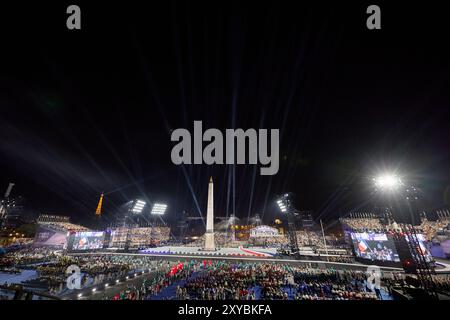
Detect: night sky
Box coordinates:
(0, 2, 449, 227)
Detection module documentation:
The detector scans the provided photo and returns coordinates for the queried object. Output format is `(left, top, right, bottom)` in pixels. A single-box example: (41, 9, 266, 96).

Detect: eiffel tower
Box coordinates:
(95, 193, 104, 217)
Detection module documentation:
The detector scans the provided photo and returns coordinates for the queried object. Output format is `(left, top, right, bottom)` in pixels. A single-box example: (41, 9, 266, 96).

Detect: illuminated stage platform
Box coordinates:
(138, 246, 277, 257)
(69, 251, 404, 273)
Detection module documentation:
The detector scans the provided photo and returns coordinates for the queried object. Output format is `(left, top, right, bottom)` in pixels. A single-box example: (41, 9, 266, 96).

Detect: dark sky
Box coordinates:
(0, 1, 449, 226)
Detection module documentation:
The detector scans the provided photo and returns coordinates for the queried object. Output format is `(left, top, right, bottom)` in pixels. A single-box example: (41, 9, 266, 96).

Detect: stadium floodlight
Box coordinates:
(151, 203, 167, 215)
(131, 200, 146, 213)
(373, 174, 402, 191)
(277, 199, 287, 213)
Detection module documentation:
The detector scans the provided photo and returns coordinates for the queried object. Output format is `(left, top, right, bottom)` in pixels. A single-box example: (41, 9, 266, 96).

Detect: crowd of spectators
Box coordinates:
(38, 222, 89, 233)
(325, 256, 355, 263)
(187, 230, 331, 251)
(433, 275, 450, 293)
(248, 236, 289, 247)
(296, 230, 324, 247)
(38, 255, 165, 295)
(418, 217, 450, 242)
(340, 218, 383, 232)
(109, 227, 171, 249)
(108, 260, 399, 300)
(0, 247, 61, 267)
(2, 245, 450, 301)
(187, 232, 246, 247)
(0, 248, 166, 296)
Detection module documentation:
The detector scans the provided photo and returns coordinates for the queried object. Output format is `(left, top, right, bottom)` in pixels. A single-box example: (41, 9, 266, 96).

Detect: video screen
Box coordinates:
(33, 225, 68, 248)
(351, 232, 400, 262)
(406, 233, 434, 263)
(70, 231, 105, 250)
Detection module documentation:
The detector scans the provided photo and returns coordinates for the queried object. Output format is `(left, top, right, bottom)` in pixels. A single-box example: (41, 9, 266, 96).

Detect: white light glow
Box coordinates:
(374, 174, 402, 191)
(277, 199, 288, 213)
(151, 203, 167, 215)
(132, 200, 146, 213)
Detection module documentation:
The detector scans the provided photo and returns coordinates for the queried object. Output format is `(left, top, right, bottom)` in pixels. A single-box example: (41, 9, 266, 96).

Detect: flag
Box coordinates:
(358, 240, 369, 252)
(417, 242, 427, 256)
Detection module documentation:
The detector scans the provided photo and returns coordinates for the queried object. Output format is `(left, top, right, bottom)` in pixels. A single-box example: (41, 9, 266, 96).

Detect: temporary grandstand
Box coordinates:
(108, 225, 171, 250)
(340, 212, 384, 232)
(36, 214, 89, 232)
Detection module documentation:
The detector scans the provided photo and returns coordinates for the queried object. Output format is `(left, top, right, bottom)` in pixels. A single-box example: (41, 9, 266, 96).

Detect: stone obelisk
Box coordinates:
(204, 176, 215, 251)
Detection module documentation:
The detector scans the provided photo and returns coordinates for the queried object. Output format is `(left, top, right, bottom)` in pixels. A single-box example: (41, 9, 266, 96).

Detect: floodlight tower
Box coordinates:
(372, 173, 438, 299)
(0, 183, 15, 230)
(277, 193, 299, 258)
(123, 199, 147, 251)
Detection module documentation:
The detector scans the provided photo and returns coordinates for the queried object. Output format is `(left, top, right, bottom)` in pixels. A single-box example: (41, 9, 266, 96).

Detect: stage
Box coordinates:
(138, 246, 277, 258)
(70, 250, 405, 273)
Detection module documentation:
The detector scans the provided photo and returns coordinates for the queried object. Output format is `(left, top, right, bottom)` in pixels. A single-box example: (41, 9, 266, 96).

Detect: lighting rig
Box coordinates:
(277, 193, 300, 258)
(373, 173, 438, 299)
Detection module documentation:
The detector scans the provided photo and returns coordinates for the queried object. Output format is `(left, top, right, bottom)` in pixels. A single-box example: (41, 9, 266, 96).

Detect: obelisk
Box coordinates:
(204, 176, 215, 251)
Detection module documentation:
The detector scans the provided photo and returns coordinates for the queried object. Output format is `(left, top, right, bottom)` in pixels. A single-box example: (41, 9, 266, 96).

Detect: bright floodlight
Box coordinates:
(131, 200, 146, 213)
(373, 174, 402, 191)
(151, 203, 167, 215)
(277, 199, 287, 213)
